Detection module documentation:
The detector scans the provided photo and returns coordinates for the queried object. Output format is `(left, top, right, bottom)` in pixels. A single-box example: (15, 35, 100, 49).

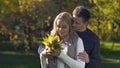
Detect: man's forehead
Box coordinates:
(73, 16, 81, 20)
(73, 15, 81, 19)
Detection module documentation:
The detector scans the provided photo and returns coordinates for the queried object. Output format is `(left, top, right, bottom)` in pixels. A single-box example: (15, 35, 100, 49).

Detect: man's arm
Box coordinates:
(79, 37, 100, 68)
(38, 44, 45, 53)
(86, 38, 101, 68)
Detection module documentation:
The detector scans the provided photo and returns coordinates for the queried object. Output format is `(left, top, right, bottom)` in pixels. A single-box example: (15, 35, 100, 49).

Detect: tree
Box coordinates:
(88, 0, 120, 41)
(0, 0, 120, 51)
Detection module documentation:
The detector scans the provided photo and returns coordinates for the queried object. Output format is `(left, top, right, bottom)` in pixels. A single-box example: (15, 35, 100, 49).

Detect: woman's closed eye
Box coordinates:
(57, 25, 67, 29)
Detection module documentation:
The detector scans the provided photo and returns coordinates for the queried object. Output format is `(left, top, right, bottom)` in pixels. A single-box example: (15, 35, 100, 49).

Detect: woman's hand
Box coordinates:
(51, 49, 61, 57)
(41, 48, 61, 59)
(41, 48, 54, 59)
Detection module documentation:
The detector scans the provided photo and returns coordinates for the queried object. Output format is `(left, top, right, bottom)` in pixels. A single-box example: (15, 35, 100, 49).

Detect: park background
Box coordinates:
(0, 0, 120, 68)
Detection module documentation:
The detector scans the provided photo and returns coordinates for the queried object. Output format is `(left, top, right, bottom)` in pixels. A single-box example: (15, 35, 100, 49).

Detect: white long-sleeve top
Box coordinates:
(39, 37, 85, 68)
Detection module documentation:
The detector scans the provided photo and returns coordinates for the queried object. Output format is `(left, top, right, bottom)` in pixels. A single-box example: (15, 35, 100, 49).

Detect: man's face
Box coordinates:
(72, 15, 85, 31)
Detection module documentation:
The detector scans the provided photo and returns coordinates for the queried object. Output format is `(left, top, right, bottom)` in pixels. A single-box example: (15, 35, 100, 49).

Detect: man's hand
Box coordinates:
(78, 51, 90, 63)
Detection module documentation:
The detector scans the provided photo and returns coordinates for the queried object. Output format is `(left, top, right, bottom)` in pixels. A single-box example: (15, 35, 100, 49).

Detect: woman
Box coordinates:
(39, 12, 85, 68)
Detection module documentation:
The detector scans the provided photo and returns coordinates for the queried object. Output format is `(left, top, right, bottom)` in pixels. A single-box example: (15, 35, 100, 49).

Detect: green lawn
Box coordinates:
(0, 51, 40, 68)
(0, 41, 120, 68)
(100, 42, 120, 68)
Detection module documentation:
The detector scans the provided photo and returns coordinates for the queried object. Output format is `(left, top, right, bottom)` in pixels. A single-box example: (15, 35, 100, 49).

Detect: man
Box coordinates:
(72, 6, 101, 68)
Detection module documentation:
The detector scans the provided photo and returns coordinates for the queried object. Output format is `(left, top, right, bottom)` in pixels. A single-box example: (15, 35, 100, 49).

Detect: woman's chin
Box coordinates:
(60, 35, 64, 37)
(59, 34, 65, 37)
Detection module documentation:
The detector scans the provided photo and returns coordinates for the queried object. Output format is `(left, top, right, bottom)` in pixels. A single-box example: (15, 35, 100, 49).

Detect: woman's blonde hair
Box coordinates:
(50, 12, 75, 36)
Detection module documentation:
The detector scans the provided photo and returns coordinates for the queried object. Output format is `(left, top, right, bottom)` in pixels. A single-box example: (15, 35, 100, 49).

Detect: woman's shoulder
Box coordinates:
(38, 44, 45, 54)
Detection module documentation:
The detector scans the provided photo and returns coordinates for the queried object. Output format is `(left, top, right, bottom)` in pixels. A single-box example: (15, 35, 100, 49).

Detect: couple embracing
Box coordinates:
(38, 6, 100, 68)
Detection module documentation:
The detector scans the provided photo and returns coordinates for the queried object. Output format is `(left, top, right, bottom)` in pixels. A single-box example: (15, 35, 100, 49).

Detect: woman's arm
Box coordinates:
(58, 38, 85, 68)
(38, 45, 47, 68)
(40, 53, 47, 68)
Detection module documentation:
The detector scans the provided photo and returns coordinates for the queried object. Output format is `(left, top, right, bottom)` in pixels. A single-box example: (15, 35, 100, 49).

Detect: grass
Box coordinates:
(0, 41, 120, 68)
(100, 42, 120, 68)
(0, 42, 41, 68)
(0, 51, 40, 68)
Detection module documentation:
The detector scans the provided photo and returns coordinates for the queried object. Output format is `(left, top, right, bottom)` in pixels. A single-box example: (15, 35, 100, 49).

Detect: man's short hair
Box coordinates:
(73, 6, 90, 22)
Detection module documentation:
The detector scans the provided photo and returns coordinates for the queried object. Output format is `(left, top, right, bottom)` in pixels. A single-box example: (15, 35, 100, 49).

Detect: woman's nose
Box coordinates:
(72, 22, 76, 27)
(59, 28, 62, 31)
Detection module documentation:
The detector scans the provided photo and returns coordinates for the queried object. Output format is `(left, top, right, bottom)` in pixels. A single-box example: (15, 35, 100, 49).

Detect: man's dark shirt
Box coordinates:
(77, 28, 100, 68)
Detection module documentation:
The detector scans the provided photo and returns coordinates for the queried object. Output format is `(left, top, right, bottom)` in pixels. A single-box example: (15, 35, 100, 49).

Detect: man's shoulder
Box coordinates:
(87, 29, 100, 46)
(87, 28, 99, 39)
(77, 28, 99, 40)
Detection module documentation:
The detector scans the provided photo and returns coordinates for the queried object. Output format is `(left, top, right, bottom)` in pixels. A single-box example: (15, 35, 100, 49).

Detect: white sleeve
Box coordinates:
(38, 45, 47, 68)
(58, 38, 85, 68)
(39, 54, 47, 68)
(76, 38, 85, 66)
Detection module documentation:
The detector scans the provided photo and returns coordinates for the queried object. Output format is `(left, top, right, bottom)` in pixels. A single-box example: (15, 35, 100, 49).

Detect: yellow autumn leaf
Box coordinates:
(42, 34, 63, 50)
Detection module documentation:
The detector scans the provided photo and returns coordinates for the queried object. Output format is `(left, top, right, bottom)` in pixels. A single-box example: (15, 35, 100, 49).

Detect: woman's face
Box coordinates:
(56, 19, 69, 38)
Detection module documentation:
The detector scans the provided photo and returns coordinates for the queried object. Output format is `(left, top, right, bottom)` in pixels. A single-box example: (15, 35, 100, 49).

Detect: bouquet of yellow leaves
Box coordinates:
(42, 34, 63, 51)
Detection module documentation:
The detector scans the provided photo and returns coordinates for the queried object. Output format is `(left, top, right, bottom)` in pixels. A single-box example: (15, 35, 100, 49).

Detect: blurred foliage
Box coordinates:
(0, 0, 120, 51)
(88, 0, 120, 41)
